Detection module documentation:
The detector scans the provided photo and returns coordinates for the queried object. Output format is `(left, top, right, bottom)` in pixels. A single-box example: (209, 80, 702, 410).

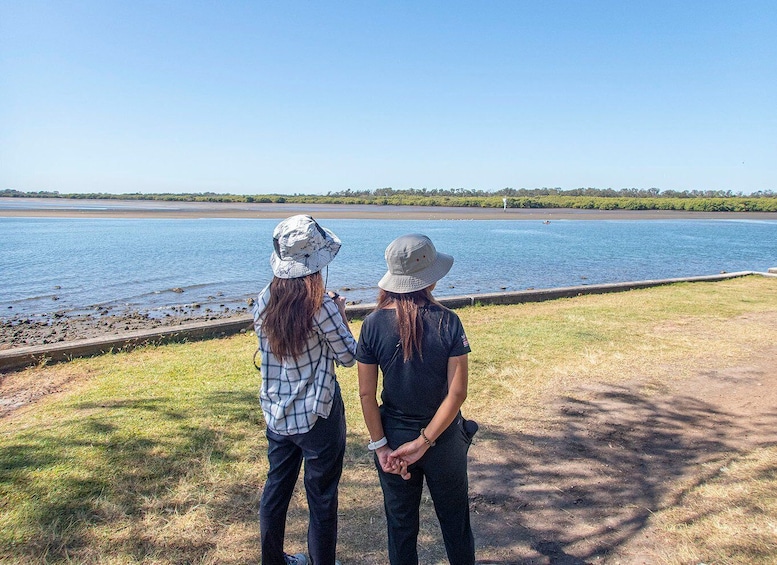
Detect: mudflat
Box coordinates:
(3, 197, 777, 221)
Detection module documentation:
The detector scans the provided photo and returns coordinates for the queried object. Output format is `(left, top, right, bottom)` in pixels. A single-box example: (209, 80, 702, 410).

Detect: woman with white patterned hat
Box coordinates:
(253, 215, 356, 565)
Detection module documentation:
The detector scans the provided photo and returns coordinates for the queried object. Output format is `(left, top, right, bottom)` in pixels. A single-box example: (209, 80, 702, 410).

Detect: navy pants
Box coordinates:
(260, 386, 346, 565)
(377, 413, 475, 565)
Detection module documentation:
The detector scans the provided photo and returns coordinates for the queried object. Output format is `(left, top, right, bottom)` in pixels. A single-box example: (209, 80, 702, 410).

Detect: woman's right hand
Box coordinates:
(376, 445, 396, 473)
(328, 290, 347, 314)
(377, 444, 414, 479)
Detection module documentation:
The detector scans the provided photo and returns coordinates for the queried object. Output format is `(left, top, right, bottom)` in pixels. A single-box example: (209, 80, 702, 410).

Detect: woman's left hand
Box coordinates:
(386, 438, 429, 480)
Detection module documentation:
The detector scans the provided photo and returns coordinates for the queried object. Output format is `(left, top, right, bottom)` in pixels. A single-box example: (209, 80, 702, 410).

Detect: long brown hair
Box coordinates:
(263, 272, 325, 361)
(376, 287, 437, 362)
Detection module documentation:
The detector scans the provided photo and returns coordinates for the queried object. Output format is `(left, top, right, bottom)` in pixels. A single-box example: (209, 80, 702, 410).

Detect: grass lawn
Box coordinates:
(1, 276, 776, 564)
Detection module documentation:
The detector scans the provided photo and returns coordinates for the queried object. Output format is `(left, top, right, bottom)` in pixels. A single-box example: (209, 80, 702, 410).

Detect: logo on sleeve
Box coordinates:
(461, 334, 469, 348)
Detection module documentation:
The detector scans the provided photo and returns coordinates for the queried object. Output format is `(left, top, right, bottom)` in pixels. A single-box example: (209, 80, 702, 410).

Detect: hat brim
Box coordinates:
(270, 226, 341, 279)
(378, 252, 453, 293)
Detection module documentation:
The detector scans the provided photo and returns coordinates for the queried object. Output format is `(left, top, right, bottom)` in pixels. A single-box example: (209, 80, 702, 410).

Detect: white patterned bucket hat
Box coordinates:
(270, 215, 341, 279)
(378, 234, 453, 293)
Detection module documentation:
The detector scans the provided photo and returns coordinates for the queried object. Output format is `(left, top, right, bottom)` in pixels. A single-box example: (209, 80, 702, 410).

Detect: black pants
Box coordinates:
(377, 413, 475, 565)
(260, 385, 346, 565)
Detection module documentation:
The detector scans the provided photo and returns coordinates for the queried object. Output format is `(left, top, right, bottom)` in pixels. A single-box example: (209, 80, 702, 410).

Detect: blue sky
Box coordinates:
(1, 1, 775, 195)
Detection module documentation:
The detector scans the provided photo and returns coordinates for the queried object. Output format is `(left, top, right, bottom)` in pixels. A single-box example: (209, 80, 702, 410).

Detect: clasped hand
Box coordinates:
(375, 438, 429, 481)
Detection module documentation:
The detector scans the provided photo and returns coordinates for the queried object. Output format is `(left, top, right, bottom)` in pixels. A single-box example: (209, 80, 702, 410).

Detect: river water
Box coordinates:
(1, 215, 775, 321)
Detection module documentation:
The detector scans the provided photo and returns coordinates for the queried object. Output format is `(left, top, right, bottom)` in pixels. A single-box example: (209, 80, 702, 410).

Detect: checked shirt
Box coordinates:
(253, 284, 357, 435)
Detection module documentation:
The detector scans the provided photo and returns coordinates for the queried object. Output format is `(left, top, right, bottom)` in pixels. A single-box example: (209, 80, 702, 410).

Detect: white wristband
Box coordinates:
(367, 436, 388, 451)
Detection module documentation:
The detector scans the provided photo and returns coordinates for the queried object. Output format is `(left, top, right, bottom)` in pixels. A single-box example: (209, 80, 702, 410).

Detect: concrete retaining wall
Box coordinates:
(1, 270, 772, 373)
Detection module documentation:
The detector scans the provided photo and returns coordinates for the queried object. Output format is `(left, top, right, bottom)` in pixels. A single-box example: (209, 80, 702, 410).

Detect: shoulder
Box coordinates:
(359, 308, 395, 335)
(425, 303, 460, 322)
(440, 303, 462, 321)
(425, 304, 467, 338)
(253, 284, 272, 320)
(363, 308, 395, 324)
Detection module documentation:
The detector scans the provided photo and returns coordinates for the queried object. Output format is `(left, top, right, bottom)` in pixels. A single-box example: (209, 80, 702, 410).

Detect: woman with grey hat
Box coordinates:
(253, 215, 357, 565)
(356, 234, 476, 565)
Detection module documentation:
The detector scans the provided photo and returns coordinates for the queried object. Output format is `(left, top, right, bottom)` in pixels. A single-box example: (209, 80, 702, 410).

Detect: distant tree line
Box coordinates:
(2, 187, 776, 212)
(325, 186, 777, 199)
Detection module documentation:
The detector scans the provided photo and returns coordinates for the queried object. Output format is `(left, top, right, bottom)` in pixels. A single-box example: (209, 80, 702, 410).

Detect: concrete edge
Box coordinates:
(1, 270, 771, 373)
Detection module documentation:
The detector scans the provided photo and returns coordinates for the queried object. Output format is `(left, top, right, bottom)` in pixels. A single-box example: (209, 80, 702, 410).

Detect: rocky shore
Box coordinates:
(0, 307, 252, 351)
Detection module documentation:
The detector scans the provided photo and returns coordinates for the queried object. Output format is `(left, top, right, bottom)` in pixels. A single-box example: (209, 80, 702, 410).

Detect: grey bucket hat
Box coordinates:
(378, 234, 453, 293)
(270, 215, 341, 279)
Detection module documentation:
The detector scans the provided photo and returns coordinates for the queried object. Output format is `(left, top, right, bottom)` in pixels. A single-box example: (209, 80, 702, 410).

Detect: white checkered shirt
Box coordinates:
(253, 284, 357, 435)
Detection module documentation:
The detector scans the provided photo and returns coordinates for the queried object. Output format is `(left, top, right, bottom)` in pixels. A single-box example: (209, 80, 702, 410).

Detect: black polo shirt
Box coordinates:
(356, 304, 471, 422)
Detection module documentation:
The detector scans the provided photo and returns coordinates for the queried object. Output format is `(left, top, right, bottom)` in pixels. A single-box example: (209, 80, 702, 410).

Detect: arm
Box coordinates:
(357, 361, 396, 473)
(319, 294, 357, 367)
(388, 354, 469, 479)
(328, 291, 352, 335)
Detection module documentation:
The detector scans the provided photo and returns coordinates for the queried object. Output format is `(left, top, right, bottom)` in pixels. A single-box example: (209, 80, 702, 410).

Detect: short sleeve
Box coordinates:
(447, 312, 471, 358)
(355, 316, 378, 364)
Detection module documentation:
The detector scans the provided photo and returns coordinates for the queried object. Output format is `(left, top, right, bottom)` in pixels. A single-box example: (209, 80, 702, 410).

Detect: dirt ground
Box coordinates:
(464, 347, 777, 564)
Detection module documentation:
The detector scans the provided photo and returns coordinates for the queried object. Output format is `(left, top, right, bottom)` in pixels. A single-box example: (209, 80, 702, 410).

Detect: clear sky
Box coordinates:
(1, 1, 775, 195)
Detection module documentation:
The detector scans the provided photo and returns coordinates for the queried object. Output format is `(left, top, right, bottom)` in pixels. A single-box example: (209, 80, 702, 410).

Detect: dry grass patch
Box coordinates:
(460, 277, 777, 425)
(656, 445, 777, 564)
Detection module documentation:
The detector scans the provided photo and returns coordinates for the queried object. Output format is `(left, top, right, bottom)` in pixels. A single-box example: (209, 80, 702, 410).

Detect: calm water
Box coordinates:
(1, 217, 776, 320)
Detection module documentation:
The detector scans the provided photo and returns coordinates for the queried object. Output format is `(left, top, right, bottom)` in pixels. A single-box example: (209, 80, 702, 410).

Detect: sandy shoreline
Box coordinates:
(3, 197, 777, 221)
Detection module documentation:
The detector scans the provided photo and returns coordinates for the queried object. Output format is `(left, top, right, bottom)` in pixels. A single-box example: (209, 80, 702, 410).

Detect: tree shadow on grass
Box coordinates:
(4, 381, 774, 564)
(1, 388, 391, 564)
(467, 384, 777, 564)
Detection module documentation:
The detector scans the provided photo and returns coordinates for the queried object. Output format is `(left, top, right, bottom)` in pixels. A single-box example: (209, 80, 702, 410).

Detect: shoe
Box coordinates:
(284, 554, 308, 565)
